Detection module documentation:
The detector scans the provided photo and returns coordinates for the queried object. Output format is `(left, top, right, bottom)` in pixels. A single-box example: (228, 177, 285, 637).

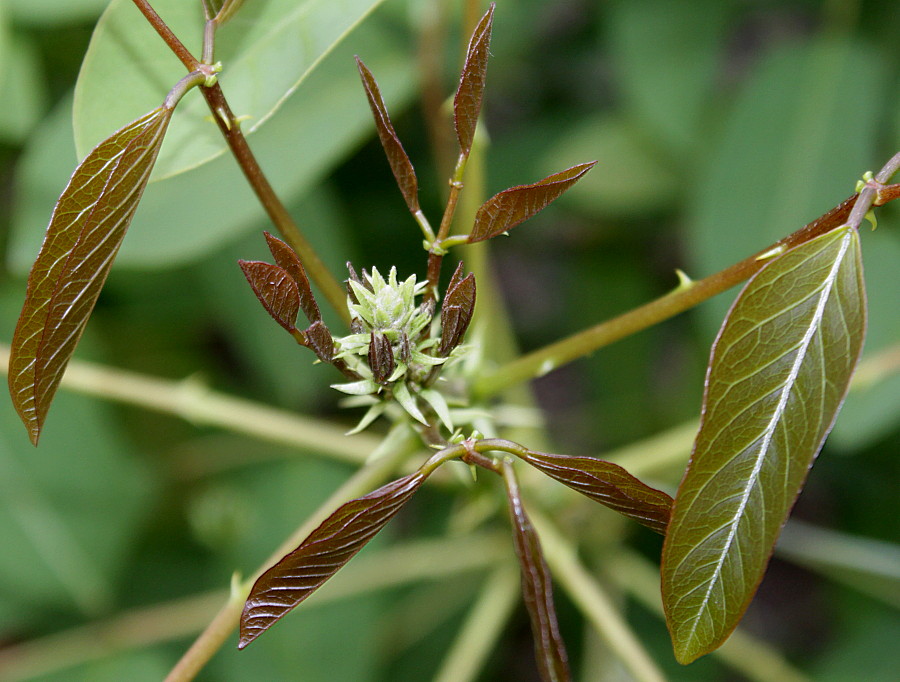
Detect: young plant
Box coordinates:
(4, 1, 899, 680)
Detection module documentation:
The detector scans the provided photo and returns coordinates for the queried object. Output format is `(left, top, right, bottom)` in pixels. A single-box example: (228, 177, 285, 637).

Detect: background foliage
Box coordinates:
(0, 0, 897, 680)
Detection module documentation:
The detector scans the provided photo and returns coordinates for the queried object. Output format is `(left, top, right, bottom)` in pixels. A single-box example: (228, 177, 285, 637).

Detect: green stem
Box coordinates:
(473, 193, 859, 399)
(432, 566, 521, 682)
(0, 344, 378, 466)
(164, 432, 419, 681)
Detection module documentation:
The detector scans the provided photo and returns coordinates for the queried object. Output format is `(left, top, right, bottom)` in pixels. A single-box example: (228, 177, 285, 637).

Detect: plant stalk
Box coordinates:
(130, 0, 199, 71)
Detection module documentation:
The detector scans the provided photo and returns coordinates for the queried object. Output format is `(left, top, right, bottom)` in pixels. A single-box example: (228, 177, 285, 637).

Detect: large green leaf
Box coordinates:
(73, 0, 388, 180)
(661, 225, 867, 664)
(11, 15, 412, 270)
(8, 106, 172, 444)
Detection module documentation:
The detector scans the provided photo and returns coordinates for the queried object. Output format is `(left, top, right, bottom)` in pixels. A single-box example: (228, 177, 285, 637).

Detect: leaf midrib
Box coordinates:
(678, 229, 851, 647)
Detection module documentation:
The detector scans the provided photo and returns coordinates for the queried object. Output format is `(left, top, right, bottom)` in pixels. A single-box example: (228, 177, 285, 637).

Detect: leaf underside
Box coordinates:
(239, 471, 426, 648)
(518, 450, 673, 534)
(505, 473, 571, 682)
(661, 225, 866, 664)
(8, 107, 173, 444)
(468, 162, 597, 244)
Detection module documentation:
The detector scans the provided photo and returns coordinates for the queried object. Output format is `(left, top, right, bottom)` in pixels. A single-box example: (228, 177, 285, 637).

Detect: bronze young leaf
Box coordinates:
(238, 260, 301, 332)
(502, 463, 571, 682)
(263, 231, 321, 323)
(356, 57, 419, 214)
(517, 449, 672, 534)
(661, 225, 866, 664)
(8, 106, 173, 444)
(468, 162, 597, 244)
(240, 471, 428, 648)
(454, 3, 495, 157)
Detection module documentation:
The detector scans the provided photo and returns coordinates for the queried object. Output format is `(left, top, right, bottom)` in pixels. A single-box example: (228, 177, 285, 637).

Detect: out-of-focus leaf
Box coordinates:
(607, 0, 728, 157)
(238, 260, 300, 332)
(454, 3, 494, 157)
(74, 0, 390, 180)
(503, 465, 570, 682)
(9, 18, 414, 270)
(210, 0, 246, 25)
(356, 56, 418, 213)
(0, 32, 46, 143)
(8, 106, 173, 444)
(540, 114, 678, 218)
(517, 449, 672, 534)
(686, 37, 891, 449)
(239, 471, 427, 648)
(8, 0, 110, 26)
(467, 162, 597, 244)
(264, 232, 321, 323)
(661, 225, 867, 664)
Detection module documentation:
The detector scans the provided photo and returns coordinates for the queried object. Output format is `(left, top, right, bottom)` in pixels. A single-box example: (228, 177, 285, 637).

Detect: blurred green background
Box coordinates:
(0, 0, 898, 680)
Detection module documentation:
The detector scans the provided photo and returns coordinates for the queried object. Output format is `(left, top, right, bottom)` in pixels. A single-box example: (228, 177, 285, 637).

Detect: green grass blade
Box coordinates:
(661, 225, 866, 663)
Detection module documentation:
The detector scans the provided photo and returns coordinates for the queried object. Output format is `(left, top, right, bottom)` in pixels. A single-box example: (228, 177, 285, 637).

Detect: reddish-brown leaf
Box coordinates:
(238, 260, 301, 332)
(467, 162, 597, 244)
(356, 57, 419, 213)
(439, 262, 476, 355)
(305, 320, 334, 363)
(263, 231, 320, 323)
(240, 471, 427, 648)
(518, 450, 672, 534)
(8, 106, 173, 444)
(454, 4, 494, 157)
(503, 464, 570, 682)
(368, 332, 394, 384)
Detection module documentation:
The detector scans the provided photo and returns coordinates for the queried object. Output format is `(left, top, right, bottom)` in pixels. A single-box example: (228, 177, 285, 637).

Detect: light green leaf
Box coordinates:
(74, 0, 389, 180)
(8, 0, 111, 26)
(661, 225, 867, 664)
(0, 32, 47, 143)
(606, 0, 728, 156)
(11, 16, 412, 270)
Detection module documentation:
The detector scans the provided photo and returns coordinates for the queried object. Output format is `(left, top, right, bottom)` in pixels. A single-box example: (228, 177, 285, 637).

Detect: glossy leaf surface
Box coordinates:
(356, 57, 418, 213)
(518, 449, 672, 534)
(238, 260, 300, 332)
(74, 0, 388, 180)
(8, 107, 172, 444)
(454, 4, 494, 157)
(263, 232, 320, 323)
(240, 471, 426, 648)
(504, 468, 570, 682)
(662, 225, 866, 663)
(468, 162, 597, 244)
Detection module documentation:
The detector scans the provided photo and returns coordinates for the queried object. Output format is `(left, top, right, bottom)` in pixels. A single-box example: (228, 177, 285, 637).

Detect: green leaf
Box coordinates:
(606, 0, 728, 157)
(516, 449, 672, 534)
(467, 162, 597, 244)
(502, 464, 570, 682)
(0, 31, 47, 143)
(661, 225, 867, 664)
(74, 0, 390, 181)
(7, 16, 415, 271)
(239, 471, 427, 648)
(8, 106, 173, 444)
(7, 0, 110, 26)
(454, 3, 494, 157)
(356, 56, 418, 213)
